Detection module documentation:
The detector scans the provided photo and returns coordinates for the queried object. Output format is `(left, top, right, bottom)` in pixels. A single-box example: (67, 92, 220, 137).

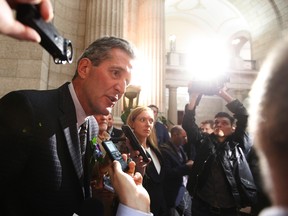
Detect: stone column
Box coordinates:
(85, 0, 124, 45)
(85, 0, 124, 124)
(136, 0, 166, 112)
(167, 85, 178, 126)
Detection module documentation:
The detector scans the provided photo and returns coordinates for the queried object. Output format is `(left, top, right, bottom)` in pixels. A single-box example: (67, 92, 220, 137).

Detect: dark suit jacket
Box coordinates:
(143, 144, 167, 216)
(155, 121, 170, 146)
(110, 126, 123, 138)
(0, 83, 98, 216)
(160, 142, 190, 207)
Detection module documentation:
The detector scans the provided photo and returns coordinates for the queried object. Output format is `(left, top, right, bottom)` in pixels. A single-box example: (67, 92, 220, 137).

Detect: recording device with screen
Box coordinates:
(103, 175, 115, 193)
(188, 75, 229, 95)
(121, 125, 150, 163)
(16, 4, 73, 64)
(102, 140, 128, 171)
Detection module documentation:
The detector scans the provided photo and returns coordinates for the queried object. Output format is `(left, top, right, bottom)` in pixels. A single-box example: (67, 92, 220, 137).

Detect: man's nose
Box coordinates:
(115, 80, 126, 94)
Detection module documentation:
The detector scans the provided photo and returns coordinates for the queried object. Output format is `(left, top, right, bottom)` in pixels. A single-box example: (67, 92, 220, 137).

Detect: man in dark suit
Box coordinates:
(160, 126, 193, 216)
(0, 36, 152, 216)
(148, 104, 170, 146)
(107, 113, 124, 138)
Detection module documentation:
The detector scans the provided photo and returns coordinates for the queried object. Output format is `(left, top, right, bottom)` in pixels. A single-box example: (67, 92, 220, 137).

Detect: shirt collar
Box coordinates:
(68, 82, 88, 128)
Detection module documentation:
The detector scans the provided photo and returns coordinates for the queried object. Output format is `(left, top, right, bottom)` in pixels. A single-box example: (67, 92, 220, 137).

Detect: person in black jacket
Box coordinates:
(182, 85, 258, 216)
(0, 36, 154, 216)
(107, 113, 124, 138)
(160, 125, 193, 216)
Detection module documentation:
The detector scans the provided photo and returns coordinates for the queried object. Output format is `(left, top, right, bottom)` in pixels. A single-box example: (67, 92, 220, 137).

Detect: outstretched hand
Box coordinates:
(217, 85, 234, 103)
(125, 139, 151, 176)
(0, 0, 53, 42)
(107, 159, 151, 213)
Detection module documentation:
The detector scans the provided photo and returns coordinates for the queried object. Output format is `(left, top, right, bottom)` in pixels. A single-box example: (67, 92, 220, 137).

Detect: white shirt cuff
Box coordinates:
(116, 203, 153, 216)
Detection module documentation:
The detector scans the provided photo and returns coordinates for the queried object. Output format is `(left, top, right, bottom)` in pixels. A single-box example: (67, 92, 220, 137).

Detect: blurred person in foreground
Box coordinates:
(248, 39, 288, 216)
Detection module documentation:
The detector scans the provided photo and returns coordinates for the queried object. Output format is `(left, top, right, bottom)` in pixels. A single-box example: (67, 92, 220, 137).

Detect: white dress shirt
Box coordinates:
(116, 204, 153, 216)
(259, 207, 288, 216)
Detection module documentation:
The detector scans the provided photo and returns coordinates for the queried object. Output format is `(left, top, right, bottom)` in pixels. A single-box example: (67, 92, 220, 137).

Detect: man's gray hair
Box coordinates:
(73, 36, 135, 79)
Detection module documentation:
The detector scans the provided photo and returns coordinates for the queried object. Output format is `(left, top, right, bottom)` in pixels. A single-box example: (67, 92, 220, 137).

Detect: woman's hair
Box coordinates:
(126, 106, 159, 150)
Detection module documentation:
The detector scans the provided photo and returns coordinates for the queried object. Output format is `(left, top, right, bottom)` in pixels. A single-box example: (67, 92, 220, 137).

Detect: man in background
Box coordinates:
(107, 112, 123, 139)
(199, 119, 214, 134)
(148, 104, 170, 145)
(183, 86, 258, 216)
(160, 125, 193, 216)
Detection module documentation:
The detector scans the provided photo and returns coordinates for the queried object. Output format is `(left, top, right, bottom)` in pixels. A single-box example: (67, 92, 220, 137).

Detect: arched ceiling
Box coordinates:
(165, 0, 250, 52)
(165, 0, 249, 34)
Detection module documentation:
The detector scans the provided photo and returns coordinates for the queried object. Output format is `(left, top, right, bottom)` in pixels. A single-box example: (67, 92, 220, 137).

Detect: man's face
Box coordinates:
(94, 114, 108, 133)
(107, 114, 113, 128)
(174, 130, 187, 146)
(79, 48, 133, 116)
(150, 107, 158, 121)
(200, 123, 213, 134)
(213, 117, 234, 138)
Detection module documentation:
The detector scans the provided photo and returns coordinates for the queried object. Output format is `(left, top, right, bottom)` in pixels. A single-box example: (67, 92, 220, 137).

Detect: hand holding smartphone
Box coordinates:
(121, 125, 150, 163)
(101, 140, 129, 193)
(102, 140, 128, 171)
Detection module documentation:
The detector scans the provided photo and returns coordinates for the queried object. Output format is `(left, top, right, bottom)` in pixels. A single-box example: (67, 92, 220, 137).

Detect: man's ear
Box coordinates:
(77, 58, 92, 79)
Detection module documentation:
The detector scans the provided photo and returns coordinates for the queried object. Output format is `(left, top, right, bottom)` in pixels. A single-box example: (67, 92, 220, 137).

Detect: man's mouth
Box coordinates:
(108, 95, 118, 103)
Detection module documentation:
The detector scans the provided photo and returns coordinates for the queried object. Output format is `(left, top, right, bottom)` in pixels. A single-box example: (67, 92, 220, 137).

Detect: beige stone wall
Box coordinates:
(48, 0, 87, 89)
(0, 33, 47, 96)
(229, 0, 288, 69)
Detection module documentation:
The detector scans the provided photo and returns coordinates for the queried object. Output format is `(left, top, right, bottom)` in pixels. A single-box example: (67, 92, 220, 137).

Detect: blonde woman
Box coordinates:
(126, 106, 168, 216)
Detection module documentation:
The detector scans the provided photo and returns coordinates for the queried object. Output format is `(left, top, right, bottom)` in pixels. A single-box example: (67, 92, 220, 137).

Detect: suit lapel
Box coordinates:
(87, 116, 99, 144)
(84, 116, 99, 177)
(58, 83, 83, 181)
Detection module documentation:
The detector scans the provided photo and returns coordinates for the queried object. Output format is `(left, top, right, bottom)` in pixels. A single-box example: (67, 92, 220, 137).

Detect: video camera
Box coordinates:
(188, 75, 229, 95)
(16, 4, 73, 64)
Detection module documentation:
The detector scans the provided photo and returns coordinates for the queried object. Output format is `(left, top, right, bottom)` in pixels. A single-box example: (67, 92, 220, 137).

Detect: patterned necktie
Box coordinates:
(79, 120, 88, 157)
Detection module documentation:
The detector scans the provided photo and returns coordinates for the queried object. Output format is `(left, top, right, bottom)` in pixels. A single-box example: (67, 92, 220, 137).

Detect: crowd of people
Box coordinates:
(1, 1, 288, 216)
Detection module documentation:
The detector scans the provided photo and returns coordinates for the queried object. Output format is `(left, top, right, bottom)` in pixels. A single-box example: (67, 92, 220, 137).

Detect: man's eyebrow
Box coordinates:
(109, 65, 126, 70)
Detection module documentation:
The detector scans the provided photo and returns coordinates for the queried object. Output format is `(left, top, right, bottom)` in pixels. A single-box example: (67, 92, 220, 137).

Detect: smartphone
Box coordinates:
(121, 125, 150, 162)
(101, 140, 128, 171)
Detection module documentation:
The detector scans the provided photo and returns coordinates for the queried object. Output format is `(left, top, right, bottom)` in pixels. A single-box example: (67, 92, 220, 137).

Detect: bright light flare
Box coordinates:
(186, 37, 229, 81)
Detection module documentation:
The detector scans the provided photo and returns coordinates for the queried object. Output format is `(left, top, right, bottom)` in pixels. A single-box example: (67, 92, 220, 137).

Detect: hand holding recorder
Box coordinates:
(121, 125, 151, 176)
(121, 125, 150, 162)
(108, 159, 151, 214)
(0, 0, 53, 42)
